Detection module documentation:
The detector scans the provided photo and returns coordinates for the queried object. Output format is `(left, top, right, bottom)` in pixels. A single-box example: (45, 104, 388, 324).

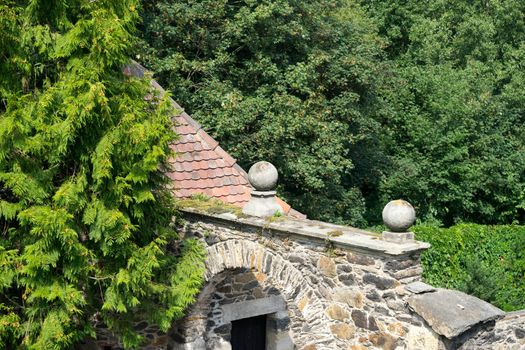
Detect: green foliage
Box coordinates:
(0, 1, 204, 349)
(140, 0, 525, 227)
(361, 0, 525, 225)
(415, 224, 525, 311)
(139, 0, 389, 226)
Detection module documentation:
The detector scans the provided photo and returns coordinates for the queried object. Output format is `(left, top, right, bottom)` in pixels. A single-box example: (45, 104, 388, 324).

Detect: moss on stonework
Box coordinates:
(327, 230, 343, 237)
(264, 214, 286, 224)
(176, 194, 245, 217)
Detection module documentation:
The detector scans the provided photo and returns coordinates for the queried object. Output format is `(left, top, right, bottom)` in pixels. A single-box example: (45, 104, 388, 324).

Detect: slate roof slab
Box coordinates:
(407, 288, 504, 339)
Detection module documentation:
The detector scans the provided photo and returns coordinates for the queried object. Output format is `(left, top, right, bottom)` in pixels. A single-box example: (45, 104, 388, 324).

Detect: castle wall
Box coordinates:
(85, 209, 523, 350)
(169, 209, 438, 350)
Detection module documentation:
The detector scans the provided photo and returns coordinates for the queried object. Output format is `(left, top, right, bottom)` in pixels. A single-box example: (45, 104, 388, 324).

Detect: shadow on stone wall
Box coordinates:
(170, 268, 295, 349)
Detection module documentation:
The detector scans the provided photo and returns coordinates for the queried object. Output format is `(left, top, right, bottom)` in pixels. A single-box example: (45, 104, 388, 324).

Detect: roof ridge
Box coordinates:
(125, 61, 245, 173)
(124, 61, 303, 218)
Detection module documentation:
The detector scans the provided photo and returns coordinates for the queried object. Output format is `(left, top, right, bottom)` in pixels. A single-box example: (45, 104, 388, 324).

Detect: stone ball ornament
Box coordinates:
(248, 161, 278, 191)
(382, 199, 416, 232)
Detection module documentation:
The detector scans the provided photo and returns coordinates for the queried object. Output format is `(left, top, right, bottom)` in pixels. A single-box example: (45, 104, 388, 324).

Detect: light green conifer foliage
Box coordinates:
(0, 1, 205, 348)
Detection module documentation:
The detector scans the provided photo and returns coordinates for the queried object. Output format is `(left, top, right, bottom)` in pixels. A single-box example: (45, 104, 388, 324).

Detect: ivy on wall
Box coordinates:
(415, 224, 525, 311)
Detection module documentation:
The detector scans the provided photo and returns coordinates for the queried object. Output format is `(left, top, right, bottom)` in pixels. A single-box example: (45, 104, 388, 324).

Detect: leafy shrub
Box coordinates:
(414, 224, 525, 311)
(139, 0, 388, 227)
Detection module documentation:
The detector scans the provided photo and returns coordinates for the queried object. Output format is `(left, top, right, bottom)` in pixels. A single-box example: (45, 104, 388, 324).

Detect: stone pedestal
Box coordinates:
(382, 231, 415, 243)
(242, 190, 284, 217)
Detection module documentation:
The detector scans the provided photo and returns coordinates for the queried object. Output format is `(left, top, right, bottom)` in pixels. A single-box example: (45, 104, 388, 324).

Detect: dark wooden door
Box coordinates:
(230, 315, 267, 350)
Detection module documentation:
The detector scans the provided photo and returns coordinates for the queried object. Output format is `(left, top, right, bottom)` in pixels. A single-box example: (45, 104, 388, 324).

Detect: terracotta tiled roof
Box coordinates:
(124, 62, 304, 217)
(167, 109, 252, 206)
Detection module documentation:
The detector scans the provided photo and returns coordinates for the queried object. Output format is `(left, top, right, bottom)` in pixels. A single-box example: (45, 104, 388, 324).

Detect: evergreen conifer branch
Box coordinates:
(0, 1, 205, 348)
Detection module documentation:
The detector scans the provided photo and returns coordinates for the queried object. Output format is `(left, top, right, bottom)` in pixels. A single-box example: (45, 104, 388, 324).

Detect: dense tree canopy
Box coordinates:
(364, 0, 525, 225)
(0, 1, 204, 348)
(139, 0, 389, 226)
(140, 0, 525, 227)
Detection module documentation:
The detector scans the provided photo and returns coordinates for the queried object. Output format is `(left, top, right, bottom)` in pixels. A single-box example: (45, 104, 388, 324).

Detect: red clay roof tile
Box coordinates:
(176, 125, 196, 135)
(174, 115, 189, 126)
(196, 128, 219, 149)
(125, 62, 301, 217)
(215, 146, 237, 167)
(179, 134, 196, 144)
(212, 177, 224, 187)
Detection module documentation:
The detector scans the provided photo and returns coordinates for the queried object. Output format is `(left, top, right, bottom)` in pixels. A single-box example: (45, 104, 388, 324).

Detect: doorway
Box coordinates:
(230, 314, 267, 350)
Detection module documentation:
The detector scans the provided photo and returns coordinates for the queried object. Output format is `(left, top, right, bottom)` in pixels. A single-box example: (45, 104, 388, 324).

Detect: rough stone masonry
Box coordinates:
(81, 160, 525, 349)
(164, 208, 523, 350)
(83, 207, 525, 350)
(172, 208, 434, 350)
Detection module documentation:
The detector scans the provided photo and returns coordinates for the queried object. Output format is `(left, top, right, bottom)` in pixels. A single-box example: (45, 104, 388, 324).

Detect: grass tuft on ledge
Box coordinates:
(176, 194, 245, 217)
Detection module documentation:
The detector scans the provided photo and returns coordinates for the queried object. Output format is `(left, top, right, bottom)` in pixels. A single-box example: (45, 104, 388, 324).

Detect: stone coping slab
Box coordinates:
(180, 208, 430, 256)
(405, 281, 436, 294)
(407, 288, 504, 339)
(501, 309, 525, 322)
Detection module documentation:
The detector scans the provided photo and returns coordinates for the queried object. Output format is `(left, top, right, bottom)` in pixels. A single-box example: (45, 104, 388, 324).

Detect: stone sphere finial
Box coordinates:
(382, 199, 416, 232)
(243, 161, 283, 217)
(248, 161, 278, 191)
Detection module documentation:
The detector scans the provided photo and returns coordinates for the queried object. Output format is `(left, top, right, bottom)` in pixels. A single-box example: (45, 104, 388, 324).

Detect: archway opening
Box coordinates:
(231, 314, 267, 350)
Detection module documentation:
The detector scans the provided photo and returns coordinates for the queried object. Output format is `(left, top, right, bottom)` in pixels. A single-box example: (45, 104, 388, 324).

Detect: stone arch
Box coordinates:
(170, 239, 334, 349)
(206, 239, 327, 326)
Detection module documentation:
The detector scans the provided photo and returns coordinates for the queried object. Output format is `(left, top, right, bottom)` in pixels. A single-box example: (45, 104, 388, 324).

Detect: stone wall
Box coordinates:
(458, 311, 525, 350)
(171, 269, 292, 349)
(170, 209, 438, 350)
(84, 208, 524, 350)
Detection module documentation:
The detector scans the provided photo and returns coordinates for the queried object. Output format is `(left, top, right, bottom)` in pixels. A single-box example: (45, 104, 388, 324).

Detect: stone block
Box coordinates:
(348, 346, 367, 350)
(242, 190, 284, 217)
(382, 231, 414, 243)
(393, 266, 423, 280)
(406, 325, 439, 350)
(267, 329, 294, 350)
(369, 332, 398, 350)
(317, 255, 337, 278)
(332, 288, 364, 309)
(300, 345, 317, 350)
(297, 295, 309, 312)
(516, 328, 525, 339)
(235, 273, 256, 284)
(326, 304, 350, 321)
(363, 273, 398, 290)
(407, 288, 504, 339)
(338, 273, 356, 286)
(366, 290, 381, 302)
(347, 252, 375, 266)
(337, 264, 353, 273)
(330, 323, 356, 340)
(384, 257, 419, 271)
(386, 299, 406, 312)
(387, 322, 407, 336)
(222, 295, 286, 322)
(287, 253, 306, 264)
(351, 310, 378, 331)
(405, 281, 436, 294)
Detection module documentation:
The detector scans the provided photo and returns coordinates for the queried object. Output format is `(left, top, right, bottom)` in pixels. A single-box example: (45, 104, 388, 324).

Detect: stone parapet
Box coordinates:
(174, 207, 435, 349)
(180, 208, 430, 257)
